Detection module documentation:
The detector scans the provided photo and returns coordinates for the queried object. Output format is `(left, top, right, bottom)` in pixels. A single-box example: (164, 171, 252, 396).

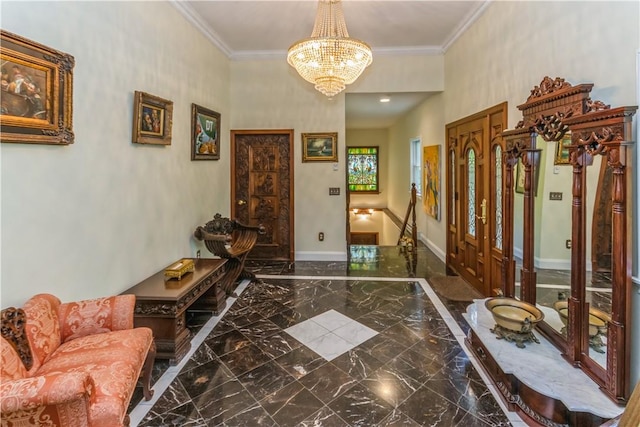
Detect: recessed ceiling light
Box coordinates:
(379, 97, 390, 103)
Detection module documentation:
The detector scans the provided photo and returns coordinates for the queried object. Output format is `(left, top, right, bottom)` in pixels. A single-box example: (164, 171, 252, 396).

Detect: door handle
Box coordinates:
(476, 198, 487, 225)
(237, 199, 247, 206)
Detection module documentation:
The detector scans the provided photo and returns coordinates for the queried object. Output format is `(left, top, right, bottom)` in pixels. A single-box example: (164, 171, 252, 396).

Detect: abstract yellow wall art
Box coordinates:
(423, 145, 440, 220)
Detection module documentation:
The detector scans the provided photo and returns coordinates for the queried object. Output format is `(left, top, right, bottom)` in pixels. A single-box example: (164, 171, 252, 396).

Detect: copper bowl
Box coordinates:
(485, 297, 544, 333)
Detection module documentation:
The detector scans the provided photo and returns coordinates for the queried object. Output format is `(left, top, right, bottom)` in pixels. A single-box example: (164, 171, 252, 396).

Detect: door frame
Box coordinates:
(446, 103, 507, 296)
(230, 129, 295, 261)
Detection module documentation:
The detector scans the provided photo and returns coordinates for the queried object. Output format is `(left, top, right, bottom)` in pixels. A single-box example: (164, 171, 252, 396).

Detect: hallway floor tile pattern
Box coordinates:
(284, 309, 378, 361)
(130, 247, 524, 426)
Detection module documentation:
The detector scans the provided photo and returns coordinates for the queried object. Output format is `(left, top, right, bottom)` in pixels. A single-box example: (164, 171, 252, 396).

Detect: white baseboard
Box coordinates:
(534, 257, 571, 271)
(418, 232, 446, 263)
(513, 247, 571, 271)
(295, 251, 348, 262)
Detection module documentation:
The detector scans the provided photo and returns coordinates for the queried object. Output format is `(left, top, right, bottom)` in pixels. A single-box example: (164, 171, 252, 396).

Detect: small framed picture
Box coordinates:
(191, 104, 220, 160)
(132, 91, 173, 145)
(554, 134, 571, 165)
(302, 132, 338, 162)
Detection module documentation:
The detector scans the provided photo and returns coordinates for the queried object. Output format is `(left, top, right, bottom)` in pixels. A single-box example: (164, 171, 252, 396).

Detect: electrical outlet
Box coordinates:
(318, 232, 324, 241)
(196, 250, 201, 259)
(329, 187, 340, 195)
(565, 240, 571, 249)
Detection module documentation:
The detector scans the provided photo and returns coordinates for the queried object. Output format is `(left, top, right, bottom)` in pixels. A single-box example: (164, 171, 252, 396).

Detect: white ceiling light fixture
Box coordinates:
(287, 0, 373, 98)
(379, 97, 391, 103)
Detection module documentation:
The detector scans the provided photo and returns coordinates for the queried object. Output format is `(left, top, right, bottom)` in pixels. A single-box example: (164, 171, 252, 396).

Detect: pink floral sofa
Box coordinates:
(0, 293, 155, 427)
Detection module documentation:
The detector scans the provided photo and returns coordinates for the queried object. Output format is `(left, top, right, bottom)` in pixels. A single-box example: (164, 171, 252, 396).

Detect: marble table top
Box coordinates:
(463, 299, 623, 419)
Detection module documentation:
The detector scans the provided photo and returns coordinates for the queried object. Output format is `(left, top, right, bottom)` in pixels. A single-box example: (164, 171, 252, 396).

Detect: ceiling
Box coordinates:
(174, 1, 489, 129)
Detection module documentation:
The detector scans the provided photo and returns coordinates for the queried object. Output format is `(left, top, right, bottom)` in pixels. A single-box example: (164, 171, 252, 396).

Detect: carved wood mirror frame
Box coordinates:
(501, 76, 637, 403)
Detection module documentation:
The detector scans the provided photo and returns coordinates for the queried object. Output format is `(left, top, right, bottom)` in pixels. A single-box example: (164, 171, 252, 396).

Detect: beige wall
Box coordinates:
(230, 59, 348, 260)
(1, 1, 232, 307)
(387, 93, 446, 259)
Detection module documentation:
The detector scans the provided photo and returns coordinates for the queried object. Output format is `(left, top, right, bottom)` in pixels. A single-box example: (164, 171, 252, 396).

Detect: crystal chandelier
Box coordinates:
(287, 0, 373, 98)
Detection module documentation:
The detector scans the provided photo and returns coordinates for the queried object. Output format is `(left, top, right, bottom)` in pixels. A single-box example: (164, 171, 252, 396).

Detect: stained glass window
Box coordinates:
(467, 149, 476, 236)
(348, 146, 379, 192)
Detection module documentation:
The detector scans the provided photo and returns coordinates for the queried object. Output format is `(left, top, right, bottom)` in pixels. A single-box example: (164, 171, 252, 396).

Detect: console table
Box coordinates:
(124, 258, 227, 364)
(464, 300, 623, 426)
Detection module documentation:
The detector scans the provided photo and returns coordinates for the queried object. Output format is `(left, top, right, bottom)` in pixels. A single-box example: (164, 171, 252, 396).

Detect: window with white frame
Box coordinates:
(410, 137, 422, 196)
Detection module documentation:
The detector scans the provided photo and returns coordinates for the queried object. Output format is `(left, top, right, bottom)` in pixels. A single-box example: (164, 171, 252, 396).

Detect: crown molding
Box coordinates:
(170, 0, 232, 57)
(173, 0, 489, 61)
(230, 45, 444, 61)
(442, 0, 492, 52)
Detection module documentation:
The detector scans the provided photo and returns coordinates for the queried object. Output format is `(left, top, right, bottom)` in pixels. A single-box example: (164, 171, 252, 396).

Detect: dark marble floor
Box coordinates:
(129, 246, 515, 426)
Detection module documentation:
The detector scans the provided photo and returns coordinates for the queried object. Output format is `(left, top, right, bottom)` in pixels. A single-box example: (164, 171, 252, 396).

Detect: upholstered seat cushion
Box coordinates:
(36, 328, 153, 426)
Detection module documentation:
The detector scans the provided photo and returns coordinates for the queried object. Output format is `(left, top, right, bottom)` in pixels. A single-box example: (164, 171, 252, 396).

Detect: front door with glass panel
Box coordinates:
(446, 104, 506, 296)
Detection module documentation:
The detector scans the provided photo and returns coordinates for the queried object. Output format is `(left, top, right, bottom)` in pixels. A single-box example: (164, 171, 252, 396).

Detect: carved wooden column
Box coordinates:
(566, 146, 590, 365)
(501, 142, 517, 298)
(565, 105, 637, 403)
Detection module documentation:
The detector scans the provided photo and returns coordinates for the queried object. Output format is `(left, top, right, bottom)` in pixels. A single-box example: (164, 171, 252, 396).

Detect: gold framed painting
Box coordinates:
(132, 91, 173, 145)
(0, 30, 75, 145)
(191, 103, 220, 160)
(302, 132, 338, 162)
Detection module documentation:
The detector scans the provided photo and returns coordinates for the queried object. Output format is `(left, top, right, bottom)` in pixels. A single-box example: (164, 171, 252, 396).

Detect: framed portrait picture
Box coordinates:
(0, 30, 74, 145)
(554, 134, 572, 165)
(191, 104, 220, 160)
(132, 91, 173, 145)
(302, 132, 338, 162)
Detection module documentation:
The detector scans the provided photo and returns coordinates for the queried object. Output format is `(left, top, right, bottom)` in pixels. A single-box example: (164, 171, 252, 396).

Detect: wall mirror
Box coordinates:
(501, 76, 636, 403)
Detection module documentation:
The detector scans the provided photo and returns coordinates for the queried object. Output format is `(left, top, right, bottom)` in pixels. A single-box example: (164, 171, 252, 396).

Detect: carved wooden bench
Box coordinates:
(194, 213, 264, 296)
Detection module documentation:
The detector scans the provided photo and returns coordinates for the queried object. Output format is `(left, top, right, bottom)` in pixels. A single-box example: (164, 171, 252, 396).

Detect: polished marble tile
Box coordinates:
(285, 309, 378, 361)
(300, 406, 349, 426)
(305, 332, 355, 361)
(328, 382, 394, 426)
(236, 360, 295, 401)
(274, 345, 327, 379)
(331, 347, 385, 381)
(285, 318, 331, 343)
(260, 381, 325, 427)
(131, 246, 519, 427)
(298, 363, 358, 404)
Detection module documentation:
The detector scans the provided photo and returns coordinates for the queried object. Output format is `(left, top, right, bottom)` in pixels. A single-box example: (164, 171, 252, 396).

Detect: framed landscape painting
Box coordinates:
(302, 132, 337, 162)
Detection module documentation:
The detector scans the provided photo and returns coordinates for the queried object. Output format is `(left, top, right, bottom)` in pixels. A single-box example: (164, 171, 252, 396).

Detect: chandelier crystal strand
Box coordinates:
(287, 0, 372, 98)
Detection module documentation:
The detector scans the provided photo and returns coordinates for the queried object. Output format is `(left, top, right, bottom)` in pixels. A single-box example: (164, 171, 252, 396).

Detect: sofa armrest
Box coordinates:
(58, 295, 135, 343)
(1, 371, 93, 426)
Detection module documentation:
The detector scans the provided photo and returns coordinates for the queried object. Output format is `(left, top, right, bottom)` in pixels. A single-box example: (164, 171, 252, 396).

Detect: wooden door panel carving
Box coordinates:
(231, 130, 294, 261)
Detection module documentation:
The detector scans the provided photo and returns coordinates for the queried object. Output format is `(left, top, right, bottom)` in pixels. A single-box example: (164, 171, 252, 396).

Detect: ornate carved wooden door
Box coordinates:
(231, 130, 294, 261)
(446, 104, 506, 296)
